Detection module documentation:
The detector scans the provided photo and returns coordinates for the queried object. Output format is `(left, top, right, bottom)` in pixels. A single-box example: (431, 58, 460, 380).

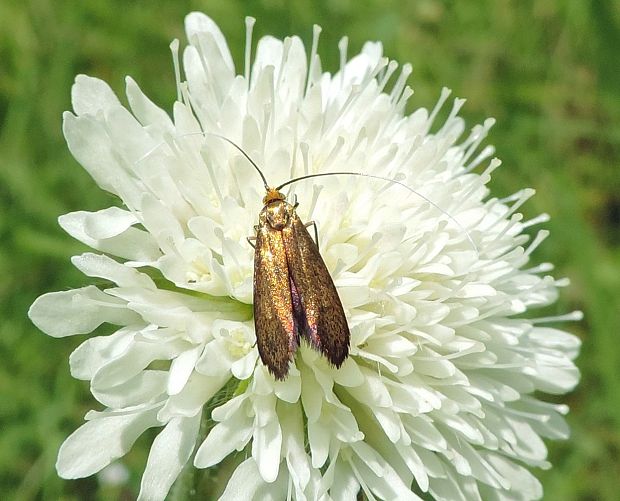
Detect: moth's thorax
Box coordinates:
(261, 200, 294, 230)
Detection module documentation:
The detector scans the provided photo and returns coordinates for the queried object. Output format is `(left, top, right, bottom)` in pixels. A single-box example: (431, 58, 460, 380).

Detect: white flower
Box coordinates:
(29, 11, 581, 501)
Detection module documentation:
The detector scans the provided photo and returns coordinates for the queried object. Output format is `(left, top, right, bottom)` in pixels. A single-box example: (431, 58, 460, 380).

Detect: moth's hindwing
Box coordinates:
(282, 209, 350, 367)
(253, 218, 298, 380)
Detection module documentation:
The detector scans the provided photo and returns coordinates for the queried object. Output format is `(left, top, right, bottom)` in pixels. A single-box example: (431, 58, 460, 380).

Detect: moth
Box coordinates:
(250, 185, 349, 380)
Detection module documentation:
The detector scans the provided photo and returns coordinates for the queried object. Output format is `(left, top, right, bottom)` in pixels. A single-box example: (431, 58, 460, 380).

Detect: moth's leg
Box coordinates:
(305, 221, 319, 245)
(292, 194, 299, 208)
(247, 225, 259, 249)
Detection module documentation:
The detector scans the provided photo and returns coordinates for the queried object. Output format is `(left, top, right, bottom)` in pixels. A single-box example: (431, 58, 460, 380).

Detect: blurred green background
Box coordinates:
(1, 0, 618, 499)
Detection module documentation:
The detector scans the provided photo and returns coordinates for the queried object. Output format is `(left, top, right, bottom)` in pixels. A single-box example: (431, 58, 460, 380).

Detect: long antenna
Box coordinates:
(146, 131, 271, 189)
(277, 171, 478, 253)
(205, 133, 270, 190)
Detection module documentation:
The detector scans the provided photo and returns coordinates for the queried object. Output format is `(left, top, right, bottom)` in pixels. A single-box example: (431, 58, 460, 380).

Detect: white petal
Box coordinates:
(254, 469, 289, 501)
(69, 327, 137, 380)
(140, 194, 186, 251)
(56, 408, 159, 478)
(125, 76, 174, 131)
(59, 209, 160, 262)
(91, 370, 167, 409)
(396, 443, 429, 492)
(82, 206, 138, 239)
(137, 414, 201, 501)
(531, 354, 580, 394)
(103, 104, 166, 178)
(374, 407, 402, 442)
(92, 370, 168, 408)
(106, 288, 208, 331)
(252, 399, 283, 482)
(529, 327, 581, 351)
(348, 367, 392, 407)
(254, 423, 283, 483)
(516, 397, 571, 440)
(194, 409, 253, 468)
(300, 364, 324, 422)
(195, 339, 234, 376)
(252, 36, 282, 79)
(333, 358, 365, 387)
(71, 253, 155, 289)
(29, 286, 139, 337)
(72, 75, 121, 116)
(505, 418, 548, 462)
(211, 393, 249, 421)
(219, 458, 264, 501)
(307, 418, 330, 468)
(351, 443, 421, 501)
(274, 371, 301, 403)
(62, 112, 139, 201)
(484, 452, 543, 499)
(158, 372, 230, 421)
(252, 365, 276, 396)
(329, 459, 359, 501)
(172, 100, 202, 136)
(280, 402, 311, 495)
(231, 350, 258, 380)
(92, 336, 186, 391)
(276, 36, 307, 102)
(185, 12, 234, 73)
(167, 346, 203, 395)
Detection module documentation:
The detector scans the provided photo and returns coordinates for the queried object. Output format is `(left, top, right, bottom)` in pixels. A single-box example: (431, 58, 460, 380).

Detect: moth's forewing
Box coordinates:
(254, 210, 298, 380)
(282, 208, 350, 368)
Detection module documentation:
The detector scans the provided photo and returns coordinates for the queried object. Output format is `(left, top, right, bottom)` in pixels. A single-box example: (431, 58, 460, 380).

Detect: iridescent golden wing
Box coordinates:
(253, 217, 298, 380)
(282, 208, 350, 367)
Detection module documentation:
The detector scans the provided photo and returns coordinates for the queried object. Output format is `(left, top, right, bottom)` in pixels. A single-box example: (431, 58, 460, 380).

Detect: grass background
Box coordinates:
(1, 0, 618, 499)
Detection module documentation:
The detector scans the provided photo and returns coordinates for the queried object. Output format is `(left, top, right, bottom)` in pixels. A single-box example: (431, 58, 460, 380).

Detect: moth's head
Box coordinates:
(263, 187, 286, 205)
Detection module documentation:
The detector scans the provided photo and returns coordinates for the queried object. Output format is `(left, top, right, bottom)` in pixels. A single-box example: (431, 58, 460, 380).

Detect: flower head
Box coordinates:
(29, 12, 580, 500)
